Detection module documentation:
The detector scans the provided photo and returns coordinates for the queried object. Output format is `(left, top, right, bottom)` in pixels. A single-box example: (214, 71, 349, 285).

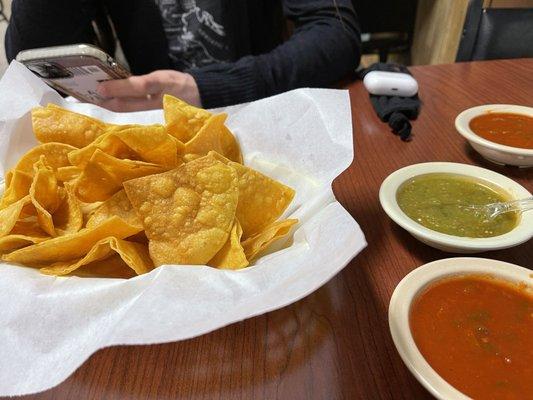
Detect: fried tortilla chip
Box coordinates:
(124, 154, 238, 266)
(0, 170, 32, 209)
(81, 201, 103, 214)
(30, 157, 62, 236)
(209, 151, 295, 238)
(32, 104, 108, 147)
(127, 231, 149, 245)
(163, 94, 211, 142)
(74, 150, 165, 202)
(242, 219, 298, 262)
(185, 114, 242, 163)
(0, 235, 48, 253)
(67, 132, 137, 168)
(0, 219, 48, 252)
(12, 142, 76, 176)
(0, 220, 48, 253)
(53, 185, 83, 235)
(86, 190, 142, 229)
(208, 219, 248, 269)
(69, 124, 184, 167)
(4, 170, 13, 187)
(55, 166, 81, 182)
(31, 157, 61, 211)
(40, 237, 153, 276)
(2, 216, 141, 266)
(69, 254, 137, 279)
(10, 219, 47, 236)
(182, 153, 202, 163)
(0, 196, 31, 237)
(113, 125, 183, 167)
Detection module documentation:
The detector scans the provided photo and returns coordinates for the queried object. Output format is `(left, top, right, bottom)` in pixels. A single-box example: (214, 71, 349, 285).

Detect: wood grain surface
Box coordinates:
(12, 59, 533, 400)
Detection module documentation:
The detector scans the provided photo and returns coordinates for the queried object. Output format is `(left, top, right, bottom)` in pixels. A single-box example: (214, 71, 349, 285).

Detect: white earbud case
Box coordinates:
(363, 71, 418, 97)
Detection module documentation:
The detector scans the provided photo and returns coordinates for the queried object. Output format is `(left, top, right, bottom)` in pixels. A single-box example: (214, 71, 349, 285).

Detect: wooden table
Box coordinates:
(18, 59, 533, 400)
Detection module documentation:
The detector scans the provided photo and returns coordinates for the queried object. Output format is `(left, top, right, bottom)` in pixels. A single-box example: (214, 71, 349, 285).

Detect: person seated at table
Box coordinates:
(5, 0, 361, 111)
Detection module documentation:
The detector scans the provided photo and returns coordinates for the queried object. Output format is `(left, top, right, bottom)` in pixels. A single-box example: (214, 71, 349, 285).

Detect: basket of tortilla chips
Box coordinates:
(0, 61, 365, 396)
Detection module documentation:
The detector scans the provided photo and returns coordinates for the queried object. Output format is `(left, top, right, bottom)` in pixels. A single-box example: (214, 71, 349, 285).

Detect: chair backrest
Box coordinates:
(457, 0, 533, 61)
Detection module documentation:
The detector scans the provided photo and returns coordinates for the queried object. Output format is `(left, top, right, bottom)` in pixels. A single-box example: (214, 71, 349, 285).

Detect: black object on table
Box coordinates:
(360, 63, 421, 141)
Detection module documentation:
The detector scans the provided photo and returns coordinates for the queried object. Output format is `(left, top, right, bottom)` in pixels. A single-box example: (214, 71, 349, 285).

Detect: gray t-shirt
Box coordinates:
(154, 0, 234, 69)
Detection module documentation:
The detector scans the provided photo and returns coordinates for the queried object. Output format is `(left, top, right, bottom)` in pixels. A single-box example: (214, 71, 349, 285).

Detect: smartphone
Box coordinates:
(16, 44, 130, 103)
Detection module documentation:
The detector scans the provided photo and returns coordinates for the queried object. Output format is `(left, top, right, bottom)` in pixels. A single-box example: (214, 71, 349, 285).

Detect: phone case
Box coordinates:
(16, 44, 130, 103)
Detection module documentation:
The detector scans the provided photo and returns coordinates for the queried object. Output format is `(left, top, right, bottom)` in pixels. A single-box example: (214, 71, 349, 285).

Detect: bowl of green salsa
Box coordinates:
(379, 163, 532, 253)
(396, 173, 517, 238)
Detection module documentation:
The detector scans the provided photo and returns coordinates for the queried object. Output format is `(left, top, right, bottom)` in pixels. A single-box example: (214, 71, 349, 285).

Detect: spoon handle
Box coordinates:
(497, 197, 533, 216)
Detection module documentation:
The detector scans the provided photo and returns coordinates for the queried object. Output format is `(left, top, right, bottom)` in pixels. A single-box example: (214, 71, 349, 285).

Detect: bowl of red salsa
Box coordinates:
(389, 257, 533, 400)
(455, 105, 533, 167)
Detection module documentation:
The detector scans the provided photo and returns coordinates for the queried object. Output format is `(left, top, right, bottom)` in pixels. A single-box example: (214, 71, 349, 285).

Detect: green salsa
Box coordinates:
(396, 173, 518, 238)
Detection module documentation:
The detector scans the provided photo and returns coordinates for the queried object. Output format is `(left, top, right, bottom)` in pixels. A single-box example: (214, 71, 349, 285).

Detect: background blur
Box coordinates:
(1, 0, 532, 74)
(0, 0, 9, 72)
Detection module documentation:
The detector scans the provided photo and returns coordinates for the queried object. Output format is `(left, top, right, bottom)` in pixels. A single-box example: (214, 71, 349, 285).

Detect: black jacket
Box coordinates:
(6, 0, 361, 108)
(188, 0, 361, 107)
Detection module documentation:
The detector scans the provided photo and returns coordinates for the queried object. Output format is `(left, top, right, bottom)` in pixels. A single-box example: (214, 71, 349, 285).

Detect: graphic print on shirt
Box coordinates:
(155, 0, 231, 69)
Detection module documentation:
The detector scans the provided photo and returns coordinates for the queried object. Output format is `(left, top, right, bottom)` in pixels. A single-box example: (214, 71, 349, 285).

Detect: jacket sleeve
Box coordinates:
(188, 0, 361, 108)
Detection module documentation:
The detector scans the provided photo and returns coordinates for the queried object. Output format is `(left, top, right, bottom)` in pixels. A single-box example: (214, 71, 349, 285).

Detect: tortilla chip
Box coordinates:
(0, 220, 48, 253)
(0, 220, 48, 250)
(79, 201, 103, 214)
(127, 231, 149, 245)
(208, 151, 295, 238)
(32, 104, 108, 147)
(124, 154, 238, 266)
(40, 237, 153, 276)
(55, 166, 81, 182)
(0, 196, 31, 237)
(0, 170, 32, 209)
(53, 185, 83, 235)
(242, 219, 298, 262)
(86, 190, 142, 229)
(163, 94, 211, 142)
(30, 157, 61, 236)
(31, 157, 61, 211)
(2, 216, 142, 266)
(74, 150, 165, 202)
(4, 170, 13, 187)
(69, 254, 137, 279)
(0, 235, 48, 253)
(208, 219, 248, 269)
(12, 142, 76, 177)
(69, 123, 180, 167)
(10, 219, 47, 236)
(67, 129, 139, 168)
(182, 153, 202, 163)
(113, 125, 183, 167)
(185, 114, 242, 164)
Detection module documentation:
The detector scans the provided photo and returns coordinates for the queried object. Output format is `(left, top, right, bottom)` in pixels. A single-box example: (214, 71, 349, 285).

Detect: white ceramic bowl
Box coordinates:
(379, 162, 533, 253)
(389, 257, 533, 400)
(455, 104, 533, 167)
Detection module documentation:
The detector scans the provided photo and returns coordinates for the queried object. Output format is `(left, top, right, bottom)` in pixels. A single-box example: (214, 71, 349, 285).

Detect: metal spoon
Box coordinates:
(463, 197, 533, 220)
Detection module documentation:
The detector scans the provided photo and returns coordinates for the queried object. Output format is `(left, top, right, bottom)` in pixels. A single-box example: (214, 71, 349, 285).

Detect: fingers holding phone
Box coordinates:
(17, 44, 201, 111)
(96, 70, 202, 112)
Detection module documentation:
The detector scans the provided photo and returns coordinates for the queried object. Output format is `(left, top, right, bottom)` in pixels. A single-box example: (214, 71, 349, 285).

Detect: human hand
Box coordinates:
(97, 70, 201, 112)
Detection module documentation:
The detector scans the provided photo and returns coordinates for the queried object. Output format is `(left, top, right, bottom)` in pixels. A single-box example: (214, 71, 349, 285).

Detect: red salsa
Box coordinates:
(469, 112, 533, 149)
(410, 275, 533, 400)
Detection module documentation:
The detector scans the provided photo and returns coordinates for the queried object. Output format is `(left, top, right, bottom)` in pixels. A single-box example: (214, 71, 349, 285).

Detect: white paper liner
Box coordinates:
(0, 61, 366, 396)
